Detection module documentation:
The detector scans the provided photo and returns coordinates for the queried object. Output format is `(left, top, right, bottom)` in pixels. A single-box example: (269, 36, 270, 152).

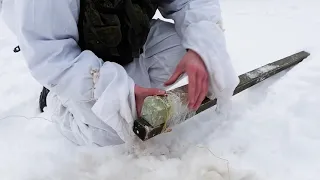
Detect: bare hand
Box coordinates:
(135, 85, 166, 117)
(164, 50, 209, 110)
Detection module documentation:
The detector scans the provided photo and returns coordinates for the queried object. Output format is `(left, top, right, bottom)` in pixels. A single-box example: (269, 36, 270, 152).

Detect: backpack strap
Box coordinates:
(124, 0, 143, 35)
(77, 0, 86, 50)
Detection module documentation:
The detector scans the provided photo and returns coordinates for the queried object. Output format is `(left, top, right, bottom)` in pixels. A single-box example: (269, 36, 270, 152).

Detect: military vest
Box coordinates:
(78, 0, 158, 66)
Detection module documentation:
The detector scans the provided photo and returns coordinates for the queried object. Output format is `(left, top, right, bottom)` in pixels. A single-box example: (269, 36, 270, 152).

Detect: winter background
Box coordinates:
(0, 0, 320, 179)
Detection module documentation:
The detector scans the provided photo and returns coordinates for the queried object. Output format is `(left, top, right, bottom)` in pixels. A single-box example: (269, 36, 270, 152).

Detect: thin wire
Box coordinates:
(0, 115, 54, 123)
(196, 145, 231, 180)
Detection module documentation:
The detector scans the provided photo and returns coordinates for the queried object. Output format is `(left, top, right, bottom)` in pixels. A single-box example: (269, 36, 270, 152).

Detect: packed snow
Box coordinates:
(1, 0, 320, 179)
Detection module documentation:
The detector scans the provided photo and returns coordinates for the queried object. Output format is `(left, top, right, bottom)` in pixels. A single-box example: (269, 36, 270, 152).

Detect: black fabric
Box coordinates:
(78, 0, 158, 66)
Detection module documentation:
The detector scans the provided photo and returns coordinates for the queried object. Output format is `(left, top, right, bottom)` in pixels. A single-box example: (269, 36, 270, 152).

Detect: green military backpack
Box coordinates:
(78, 0, 158, 66)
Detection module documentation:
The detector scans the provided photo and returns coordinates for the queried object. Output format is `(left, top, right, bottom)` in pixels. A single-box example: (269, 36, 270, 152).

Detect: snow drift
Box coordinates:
(0, 0, 320, 179)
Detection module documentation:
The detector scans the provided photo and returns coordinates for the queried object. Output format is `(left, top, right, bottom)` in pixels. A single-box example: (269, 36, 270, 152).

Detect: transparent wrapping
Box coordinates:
(141, 89, 196, 131)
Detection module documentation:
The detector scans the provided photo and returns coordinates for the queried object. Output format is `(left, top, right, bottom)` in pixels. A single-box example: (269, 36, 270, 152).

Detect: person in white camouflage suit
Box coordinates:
(0, 0, 239, 146)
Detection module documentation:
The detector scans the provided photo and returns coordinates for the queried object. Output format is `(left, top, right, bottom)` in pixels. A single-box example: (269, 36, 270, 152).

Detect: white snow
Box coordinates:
(1, 0, 320, 179)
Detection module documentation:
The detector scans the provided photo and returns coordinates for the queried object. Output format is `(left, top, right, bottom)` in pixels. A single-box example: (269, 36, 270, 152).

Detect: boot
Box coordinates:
(39, 87, 50, 112)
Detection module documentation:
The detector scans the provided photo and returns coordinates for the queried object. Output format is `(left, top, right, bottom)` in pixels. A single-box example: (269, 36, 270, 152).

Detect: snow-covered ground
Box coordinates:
(1, 0, 320, 179)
